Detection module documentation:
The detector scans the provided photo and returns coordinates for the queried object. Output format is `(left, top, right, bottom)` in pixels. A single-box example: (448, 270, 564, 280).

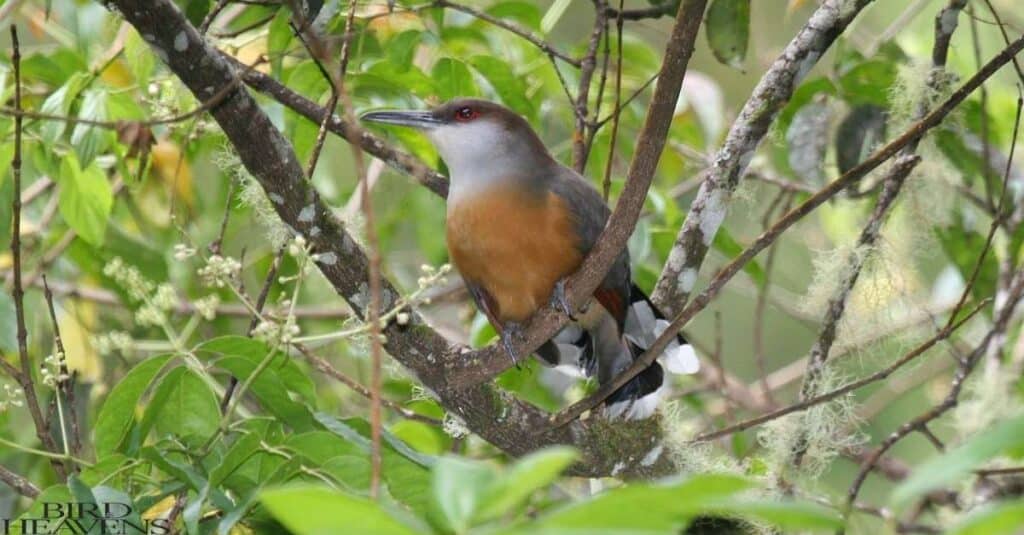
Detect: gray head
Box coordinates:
(361, 99, 555, 198)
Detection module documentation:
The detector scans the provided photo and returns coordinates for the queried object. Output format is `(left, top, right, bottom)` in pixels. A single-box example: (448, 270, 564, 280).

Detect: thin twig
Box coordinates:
(544, 33, 1024, 428)
(601, 2, 624, 201)
(570, 0, 607, 172)
(42, 275, 81, 457)
(693, 297, 989, 443)
(6, 24, 65, 479)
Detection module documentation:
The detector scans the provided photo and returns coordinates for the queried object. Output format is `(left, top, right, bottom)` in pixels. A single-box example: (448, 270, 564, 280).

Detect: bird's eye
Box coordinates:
(454, 107, 478, 122)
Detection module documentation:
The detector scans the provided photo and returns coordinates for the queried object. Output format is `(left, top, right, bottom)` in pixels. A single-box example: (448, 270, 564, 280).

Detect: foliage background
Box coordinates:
(0, 0, 1022, 533)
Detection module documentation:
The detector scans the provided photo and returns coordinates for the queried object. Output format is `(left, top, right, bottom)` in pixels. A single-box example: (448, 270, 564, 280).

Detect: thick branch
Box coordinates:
(107, 0, 683, 479)
(654, 0, 872, 309)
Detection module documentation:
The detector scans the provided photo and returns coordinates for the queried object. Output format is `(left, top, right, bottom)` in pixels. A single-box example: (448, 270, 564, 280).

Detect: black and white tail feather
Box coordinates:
(543, 284, 699, 420)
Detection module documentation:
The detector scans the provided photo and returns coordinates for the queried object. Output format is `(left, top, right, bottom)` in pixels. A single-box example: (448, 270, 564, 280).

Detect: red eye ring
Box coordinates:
(454, 106, 478, 121)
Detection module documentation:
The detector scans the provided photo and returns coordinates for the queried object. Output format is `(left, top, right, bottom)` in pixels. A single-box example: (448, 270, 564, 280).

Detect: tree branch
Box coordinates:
(105, 0, 692, 479)
(653, 0, 873, 309)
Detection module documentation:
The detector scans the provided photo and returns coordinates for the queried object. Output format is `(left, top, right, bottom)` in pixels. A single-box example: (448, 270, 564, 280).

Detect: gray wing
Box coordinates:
(549, 165, 632, 330)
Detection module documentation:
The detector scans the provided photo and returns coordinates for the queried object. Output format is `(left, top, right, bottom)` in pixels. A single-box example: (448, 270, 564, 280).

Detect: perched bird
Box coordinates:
(362, 98, 698, 419)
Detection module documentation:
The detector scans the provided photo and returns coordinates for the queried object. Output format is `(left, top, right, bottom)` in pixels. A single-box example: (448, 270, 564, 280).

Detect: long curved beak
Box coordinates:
(360, 110, 441, 129)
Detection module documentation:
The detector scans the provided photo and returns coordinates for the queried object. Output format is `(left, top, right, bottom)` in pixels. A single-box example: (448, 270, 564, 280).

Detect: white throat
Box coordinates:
(427, 121, 533, 207)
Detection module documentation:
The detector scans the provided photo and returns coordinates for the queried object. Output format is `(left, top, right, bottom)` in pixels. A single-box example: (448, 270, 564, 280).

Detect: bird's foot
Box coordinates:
(500, 322, 524, 369)
(550, 279, 576, 320)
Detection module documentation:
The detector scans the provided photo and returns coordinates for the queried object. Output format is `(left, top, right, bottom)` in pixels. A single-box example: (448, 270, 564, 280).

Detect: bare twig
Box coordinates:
(5, 25, 65, 479)
(570, 0, 608, 172)
(42, 275, 81, 457)
(0, 464, 39, 498)
(654, 0, 874, 309)
(693, 297, 989, 443)
(545, 32, 1024, 428)
(432, 0, 580, 67)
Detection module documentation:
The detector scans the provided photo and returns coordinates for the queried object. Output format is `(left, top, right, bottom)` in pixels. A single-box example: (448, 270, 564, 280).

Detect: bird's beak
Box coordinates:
(360, 110, 441, 129)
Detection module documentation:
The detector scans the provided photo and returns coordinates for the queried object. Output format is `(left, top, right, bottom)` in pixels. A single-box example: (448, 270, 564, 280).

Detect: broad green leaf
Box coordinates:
(838, 60, 897, 107)
(124, 29, 155, 85)
(891, 414, 1024, 508)
(711, 499, 842, 531)
(215, 356, 316, 431)
(198, 336, 316, 404)
(59, 153, 114, 246)
(431, 456, 496, 533)
(936, 221, 1000, 305)
(153, 368, 220, 446)
(18, 485, 72, 523)
(487, 2, 542, 30)
(470, 56, 535, 119)
(711, 227, 765, 286)
(432, 57, 477, 101)
(92, 485, 145, 533)
(268, 8, 292, 77)
(94, 355, 174, 457)
(72, 89, 109, 165)
(947, 501, 1024, 535)
(39, 72, 90, 143)
(475, 447, 578, 523)
(525, 474, 754, 534)
(706, 0, 750, 69)
(209, 432, 264, 488)
(261, 485, 420, 535)
(776, 77, 836, 135)
(386, 31, 424, 73)
(135, 366, 188, 450)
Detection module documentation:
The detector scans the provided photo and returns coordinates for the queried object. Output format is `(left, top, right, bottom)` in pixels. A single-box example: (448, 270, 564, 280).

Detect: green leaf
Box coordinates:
(268, 7, 292, 77)
(947, 500, 1024, 535)
(39, 72, 90, 143)
(891, 414, 1024, 509)
(838, 60, 897, 107)
(431, 456, 496, 533)
(936, 220, 1000, 305)
(470, 56, 535, 119)
(261, 485, 420, 535)
(17, 485, 72, 523)
(72, 89, 109, 165)
(710, 499, 842, 531)
(432, 57, 477, 101)
(135, 366, 188, 450)
(215, 356, 316, 431)
(386, 31, 424, 73)
(154, 368, 220, 446)
(527, 474, 754, 533)
(59, 153, 114, 246)
(94, 355, 174, 457)
(705, 0, 750, 69)
(540, 0, 571, 34)
(712, 227, 765, 286)
(475, 447, 578, 523)
(487, 2, 542, 31)
(199, 336, 316, 404)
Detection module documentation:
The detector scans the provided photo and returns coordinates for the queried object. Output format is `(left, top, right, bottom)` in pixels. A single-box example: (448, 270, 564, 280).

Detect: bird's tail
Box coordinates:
(605, 284, 700, 420)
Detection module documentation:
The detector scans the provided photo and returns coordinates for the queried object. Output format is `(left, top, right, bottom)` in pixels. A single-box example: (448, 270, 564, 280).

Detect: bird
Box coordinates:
(362, 98, 699, 420)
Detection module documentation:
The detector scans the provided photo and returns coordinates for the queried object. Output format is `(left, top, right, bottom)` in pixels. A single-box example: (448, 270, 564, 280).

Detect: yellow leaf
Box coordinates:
(149, 140, 194, 208)
(57, 301, 102, 384)
(100, 59, 134, 89)
(142, 495, 177, 521)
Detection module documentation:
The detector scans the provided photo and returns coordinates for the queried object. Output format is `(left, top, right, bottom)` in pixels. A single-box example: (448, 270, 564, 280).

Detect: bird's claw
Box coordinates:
(550, 279, 576, 320)
(500, 323, 523, 369)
